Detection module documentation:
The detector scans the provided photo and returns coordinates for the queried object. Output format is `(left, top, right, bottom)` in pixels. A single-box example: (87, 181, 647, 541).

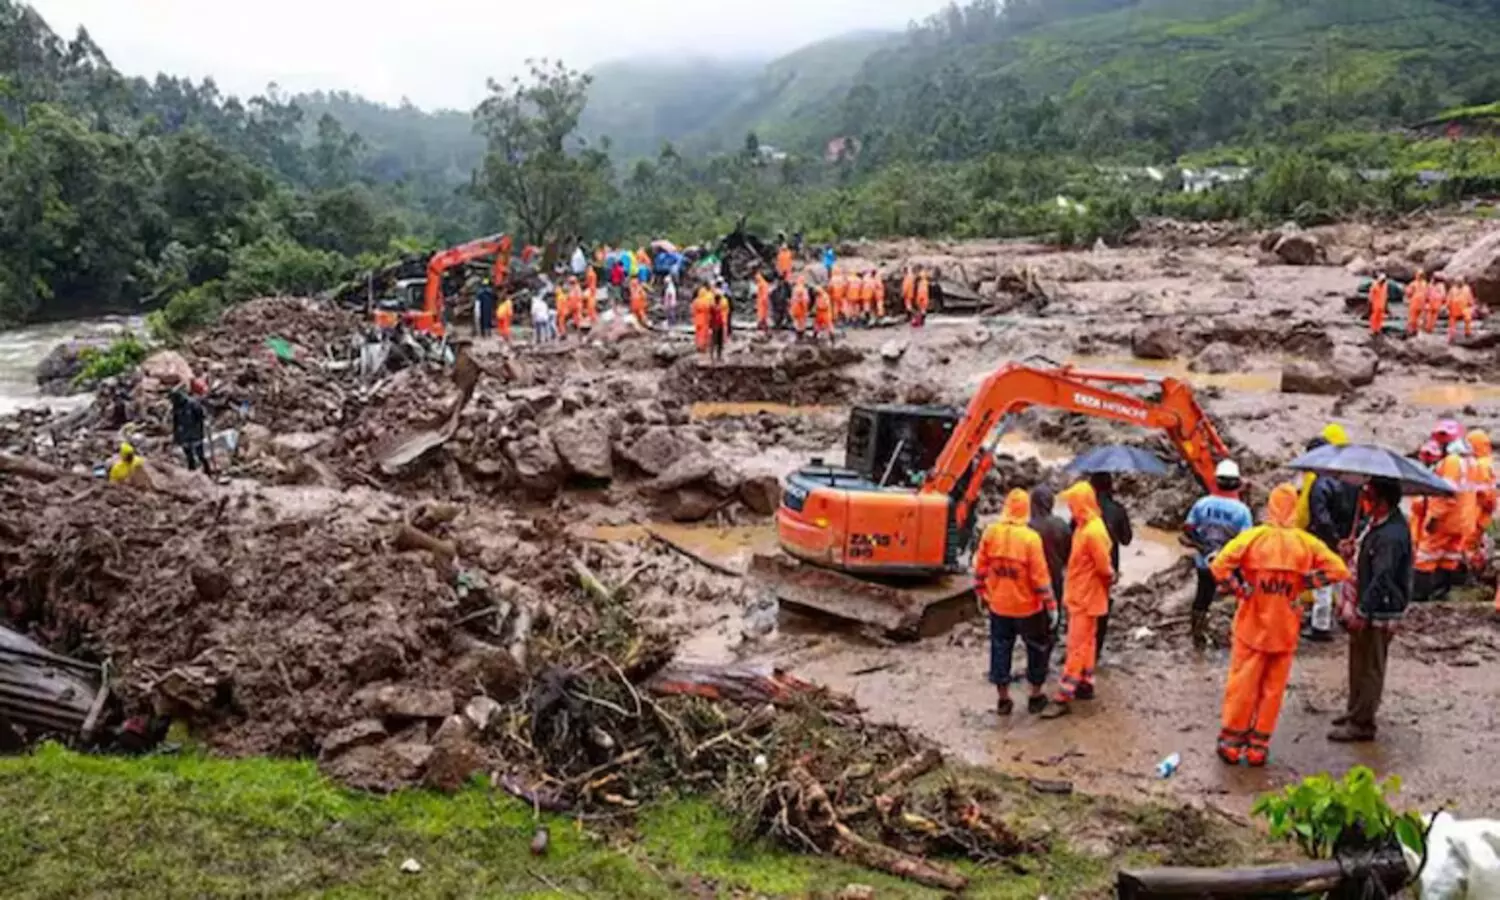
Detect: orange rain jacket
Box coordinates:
(1469, 430, 1495, 542)
(1369, 279, 1389, 333)
(915, 275, 931, 314)
(829, 271, 847, 317)
(755, 273, 770, 326)
(973, 490, 1055, 617)
(496, 297, 513, 340)
(1059, 482, 1113, 616)
(790, 281, 810, 330)
(1419, 452, 1477, 571)
(776, 246, 793, 280)
(1211, 484, 1350, 653)
(1406, 275, 1428, 333)
(813, 288, 834, 333)
(901, 270, 916, 311)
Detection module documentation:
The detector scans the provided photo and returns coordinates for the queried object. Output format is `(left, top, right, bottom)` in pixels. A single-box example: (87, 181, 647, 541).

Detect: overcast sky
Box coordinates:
(32, 0, 944, 110)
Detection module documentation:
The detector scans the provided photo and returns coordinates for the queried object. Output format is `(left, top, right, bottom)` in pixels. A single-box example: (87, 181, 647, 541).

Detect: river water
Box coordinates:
(0, 317, 143, 417)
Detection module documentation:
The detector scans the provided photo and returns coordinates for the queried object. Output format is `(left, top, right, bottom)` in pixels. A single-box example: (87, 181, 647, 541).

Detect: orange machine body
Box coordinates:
(777, 363, 1229, 578)
(374, 233, 513, 336)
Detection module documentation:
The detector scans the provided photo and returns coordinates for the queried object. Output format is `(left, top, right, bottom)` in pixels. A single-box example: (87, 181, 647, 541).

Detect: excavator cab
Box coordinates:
(843, 405, 960, 487)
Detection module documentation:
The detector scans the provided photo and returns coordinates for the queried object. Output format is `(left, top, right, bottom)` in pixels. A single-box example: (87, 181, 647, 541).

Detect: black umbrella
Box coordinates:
(1064, 445, 1170, 477)
(1287, 443, 1455, 496)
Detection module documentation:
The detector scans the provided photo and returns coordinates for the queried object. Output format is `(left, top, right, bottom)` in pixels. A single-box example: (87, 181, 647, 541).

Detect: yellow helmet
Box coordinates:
(1320, 424, 1350, 447)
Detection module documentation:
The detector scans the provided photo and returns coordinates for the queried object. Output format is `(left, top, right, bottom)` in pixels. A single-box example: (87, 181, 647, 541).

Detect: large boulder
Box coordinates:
(1280, 345, 1378, 396)
(548, 414, 615, 481)
(140, 350, 194, 386)
(1443, 230, 1500, 309)
(738, 474, 782, 516)
(506, 434, 564, 498)
(1131, 325, 1181, 361)
(660, 488, 725, 523)
(619, 426, 695, 476)
(34, 340, 107, 394)
(1188, 342, 1245, 375)
(647, 455, 716, 493)
(1273, 232, 1324, 266)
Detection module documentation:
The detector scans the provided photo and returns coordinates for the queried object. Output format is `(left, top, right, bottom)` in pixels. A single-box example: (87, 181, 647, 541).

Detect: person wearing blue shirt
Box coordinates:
(1184, 460, 1254, 649)
(822, 246, 836, 279)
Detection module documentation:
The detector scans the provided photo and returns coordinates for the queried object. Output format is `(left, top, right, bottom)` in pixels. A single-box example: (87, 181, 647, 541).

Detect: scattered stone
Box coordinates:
(619, 426, 692, 476)
(400, 859, 423, 874)
(463, 695, 502, 733)
(836, 886, 875, 900)
(1344, 256, 1374, 277)
(647, 455, 716, 493)
(1273, 232, 1323, 266)
(1187, 342, 1244, 375)
(355, 684, 455, 721)
(1131, 325, 1181, 360)
(1280, 361, 1341, 396)
(320, 741, 435, 793)
(1443, 229, 1500, 308)
(507, 433, 564, 498)
(738, 474, 782, 516)
(139, 350, 194, 386)
(879, 339, 908, 363)
(660, 488, 724, 523)
(549, 415, 615, 481)
(423, 716, 485, 793)
(319, 719, 388, 759)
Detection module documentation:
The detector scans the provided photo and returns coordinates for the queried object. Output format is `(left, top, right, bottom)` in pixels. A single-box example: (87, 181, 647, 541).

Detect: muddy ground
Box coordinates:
(4, 214, 1500, 844)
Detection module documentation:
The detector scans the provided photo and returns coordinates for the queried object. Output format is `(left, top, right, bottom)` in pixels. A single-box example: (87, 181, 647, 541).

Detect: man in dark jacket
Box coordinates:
(170, 384, 211, 474)
(1305, 439, 1360, 642)
(1029, 484, 1071, 603)
(1329, 477, 1411, 743)
(1088, 473, 1133, 656)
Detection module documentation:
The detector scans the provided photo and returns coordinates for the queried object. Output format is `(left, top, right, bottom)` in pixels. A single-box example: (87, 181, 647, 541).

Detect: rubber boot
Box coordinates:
(1191, 611, 1209, 649)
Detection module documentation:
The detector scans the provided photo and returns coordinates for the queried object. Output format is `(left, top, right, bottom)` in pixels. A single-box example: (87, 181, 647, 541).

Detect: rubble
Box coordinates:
(1443, 228, 1500, 308)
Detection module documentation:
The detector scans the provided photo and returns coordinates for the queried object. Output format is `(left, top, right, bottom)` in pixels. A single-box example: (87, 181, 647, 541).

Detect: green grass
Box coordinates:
(2, 744, 1213, 899)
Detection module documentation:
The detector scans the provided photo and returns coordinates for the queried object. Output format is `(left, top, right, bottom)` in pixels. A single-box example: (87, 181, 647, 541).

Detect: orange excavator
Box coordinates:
(373, 233, 513, 336)
(755, 362, 1231, 635)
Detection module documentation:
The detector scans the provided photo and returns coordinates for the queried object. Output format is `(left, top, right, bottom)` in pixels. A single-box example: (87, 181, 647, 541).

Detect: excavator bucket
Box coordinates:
(748, 553, 975, 639)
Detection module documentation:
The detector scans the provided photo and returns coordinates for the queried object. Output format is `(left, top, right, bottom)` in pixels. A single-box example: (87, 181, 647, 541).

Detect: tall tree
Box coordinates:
(472, 59, 610, 245)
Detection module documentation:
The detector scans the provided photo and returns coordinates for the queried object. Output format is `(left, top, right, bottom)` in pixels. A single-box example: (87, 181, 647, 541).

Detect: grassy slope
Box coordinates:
(0, 744, 1276, 899)
(578, 58, 765, 160)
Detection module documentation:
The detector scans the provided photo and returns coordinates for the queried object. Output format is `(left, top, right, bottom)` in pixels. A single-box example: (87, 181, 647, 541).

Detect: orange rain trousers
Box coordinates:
(1369, 281, 1388, 335)
(1449, 288, 1474, 342)
(1425, 288, 1445, 333)
(496, 301, 513, 342)
(1220, 641, 1294, 752)
(1060, 613, 1098, 698)
(1406, 280, 1427, 334)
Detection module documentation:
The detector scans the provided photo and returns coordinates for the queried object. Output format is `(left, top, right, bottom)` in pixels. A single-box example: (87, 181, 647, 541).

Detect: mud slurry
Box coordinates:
(5, 214, 1500, 887)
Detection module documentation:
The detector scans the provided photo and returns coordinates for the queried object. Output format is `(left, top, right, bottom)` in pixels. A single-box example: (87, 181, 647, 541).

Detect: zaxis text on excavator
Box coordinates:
(754, 362, 1230, 635)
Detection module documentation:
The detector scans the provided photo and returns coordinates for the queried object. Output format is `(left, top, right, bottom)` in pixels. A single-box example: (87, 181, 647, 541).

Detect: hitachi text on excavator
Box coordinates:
(752, 362, 1231, 635)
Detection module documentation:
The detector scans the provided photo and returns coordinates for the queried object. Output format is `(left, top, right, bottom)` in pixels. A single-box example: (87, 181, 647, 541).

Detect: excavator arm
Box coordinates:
(923, 363, 1230, 533)
(420, 233, 514, 329)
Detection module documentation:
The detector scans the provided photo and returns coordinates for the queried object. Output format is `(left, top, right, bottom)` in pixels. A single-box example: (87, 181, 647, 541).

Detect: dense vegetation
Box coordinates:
(4, 0, 1500, 330)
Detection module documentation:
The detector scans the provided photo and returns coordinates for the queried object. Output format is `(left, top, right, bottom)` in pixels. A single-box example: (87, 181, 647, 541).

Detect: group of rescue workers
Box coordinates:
(471, 238, 938, 356)
(973, 417, 1495, 766)
(1366, 270, 1479, 342)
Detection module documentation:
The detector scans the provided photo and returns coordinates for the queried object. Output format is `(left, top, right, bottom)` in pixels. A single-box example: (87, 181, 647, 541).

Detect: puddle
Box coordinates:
(585, 521, 778, 574)
(1121, 526, 1187, 586)
(1066, 355, 1283, 393)
(1406, 383, 1500, 408)
(690, 402, 838, 420)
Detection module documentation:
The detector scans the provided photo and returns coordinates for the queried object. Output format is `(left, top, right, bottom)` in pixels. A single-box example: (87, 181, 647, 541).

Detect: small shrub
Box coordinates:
(73, 333, 149, 385)
(1252, 766, 1425, 860)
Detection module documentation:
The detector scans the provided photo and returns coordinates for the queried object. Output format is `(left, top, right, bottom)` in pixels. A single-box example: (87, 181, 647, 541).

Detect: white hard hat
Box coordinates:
(1215, 460, 1241, 481)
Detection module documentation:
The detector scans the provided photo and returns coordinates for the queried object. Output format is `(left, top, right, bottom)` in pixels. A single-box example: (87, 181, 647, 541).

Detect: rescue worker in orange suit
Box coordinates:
(1409, 439, 1443, 554)
(554, 284, 571, 337)
(776, 243, 793, 282)
(1449, 276, 1476, 343)
(710, 287, 731, 362)
(871, 271, 887, 319)
(755, 272, 771, 331)
(566, 277, 585, 331)
(691, 285, 714, 354)
(1368, 273, 1389, 336)
(901, 266, 916, 316)
(585, 265, 599, 313)
(1416, 423, 1476, 600)
(496, 294, 513, 343)
(974, 489, 1056, 716)
(1041, 481, 1114, 718)
(1467, 429, 1495, 571)
(858, 271, 876, 322)
(813, 285, 835, 343)
(629, 279, 648, 328)
(1406, 270, 1428, 336)
(1425, 277, 1446, 334)
(1209, 484, 1349, 766)
(914, 270, 930, 327)
(789, 276, 810, 336)
(829, 268, 848, 323)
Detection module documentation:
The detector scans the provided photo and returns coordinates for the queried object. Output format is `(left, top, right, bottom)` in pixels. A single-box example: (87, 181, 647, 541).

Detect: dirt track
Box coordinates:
(5, 215, 1500, 826)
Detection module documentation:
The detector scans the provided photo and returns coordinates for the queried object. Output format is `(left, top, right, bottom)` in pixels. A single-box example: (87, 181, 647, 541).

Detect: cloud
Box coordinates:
(32, 0, 941, 109)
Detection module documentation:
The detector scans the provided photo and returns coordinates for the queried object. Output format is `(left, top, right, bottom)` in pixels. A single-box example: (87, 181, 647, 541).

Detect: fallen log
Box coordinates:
(571, 558, 616, 605)
(1117, 851, 1408, 898)
(0, 453, 78, 482)
(876, 747, 943, 788)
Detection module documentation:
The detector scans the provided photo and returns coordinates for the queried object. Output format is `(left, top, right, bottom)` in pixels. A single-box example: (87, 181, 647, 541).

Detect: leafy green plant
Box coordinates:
(72, 333, 149, 386)
(1252, 767, 1425, 860)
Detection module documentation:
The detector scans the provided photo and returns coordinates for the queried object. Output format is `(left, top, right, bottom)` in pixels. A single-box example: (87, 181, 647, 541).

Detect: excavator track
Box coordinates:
(749, 552, 976, 639)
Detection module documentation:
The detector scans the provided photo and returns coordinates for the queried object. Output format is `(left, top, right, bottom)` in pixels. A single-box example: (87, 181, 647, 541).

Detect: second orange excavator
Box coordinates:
(373, 233, 514, 337)
(754, 362, 1231, 635)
